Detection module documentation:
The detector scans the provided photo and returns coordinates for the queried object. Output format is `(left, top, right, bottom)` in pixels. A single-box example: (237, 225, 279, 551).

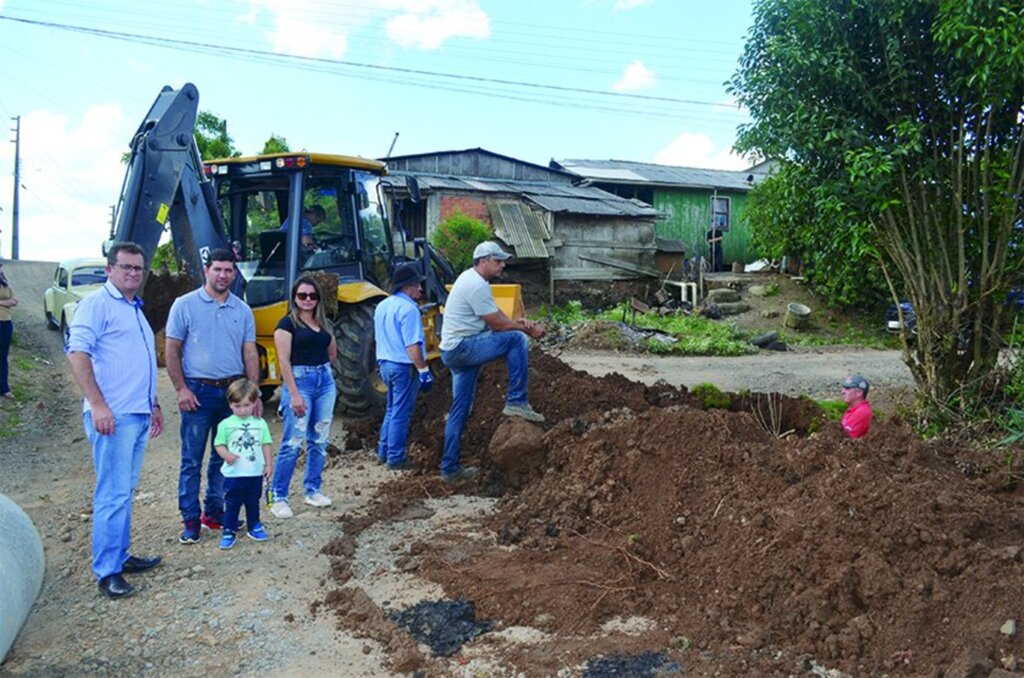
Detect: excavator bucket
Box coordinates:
(490, 284, 525, 320)
(444, 283, 525, 320)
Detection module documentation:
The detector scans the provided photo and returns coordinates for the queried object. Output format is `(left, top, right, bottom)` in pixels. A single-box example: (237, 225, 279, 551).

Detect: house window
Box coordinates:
(711, 196, 731, 230)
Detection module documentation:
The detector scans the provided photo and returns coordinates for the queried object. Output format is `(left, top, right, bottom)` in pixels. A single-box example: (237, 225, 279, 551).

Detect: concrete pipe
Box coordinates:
(0, 493, 44, 662)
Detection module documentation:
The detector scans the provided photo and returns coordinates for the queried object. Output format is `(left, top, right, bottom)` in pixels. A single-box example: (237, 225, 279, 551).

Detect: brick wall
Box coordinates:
(440, 194, 491, 225)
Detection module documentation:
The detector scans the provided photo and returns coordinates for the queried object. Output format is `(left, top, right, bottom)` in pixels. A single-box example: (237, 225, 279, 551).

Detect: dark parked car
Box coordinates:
(886, 301, 916, 334)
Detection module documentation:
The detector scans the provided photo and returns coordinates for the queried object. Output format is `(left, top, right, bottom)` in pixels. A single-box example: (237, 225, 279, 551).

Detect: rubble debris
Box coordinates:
(583, 651, 683, 677)
(389, 599, 493, 657)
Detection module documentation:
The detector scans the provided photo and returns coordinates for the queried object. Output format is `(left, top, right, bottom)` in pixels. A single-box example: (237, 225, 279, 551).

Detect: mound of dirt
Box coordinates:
(385, 351, 1024, 674)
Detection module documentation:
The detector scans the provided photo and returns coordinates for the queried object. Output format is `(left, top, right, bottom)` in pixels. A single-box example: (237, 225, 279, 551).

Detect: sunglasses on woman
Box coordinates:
(295, 292, 319, 301)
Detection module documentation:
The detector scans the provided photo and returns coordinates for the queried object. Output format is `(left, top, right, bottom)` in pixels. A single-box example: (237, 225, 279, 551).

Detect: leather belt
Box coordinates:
(193, 375, 244, 389)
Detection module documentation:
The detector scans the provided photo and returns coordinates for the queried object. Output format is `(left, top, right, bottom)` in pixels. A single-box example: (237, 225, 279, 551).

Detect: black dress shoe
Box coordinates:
(98, 574, 135, 599)
(122, 554, 162, 573)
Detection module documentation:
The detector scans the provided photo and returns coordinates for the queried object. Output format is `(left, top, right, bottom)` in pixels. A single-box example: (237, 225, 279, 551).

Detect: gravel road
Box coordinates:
(558, 346, 916, 408)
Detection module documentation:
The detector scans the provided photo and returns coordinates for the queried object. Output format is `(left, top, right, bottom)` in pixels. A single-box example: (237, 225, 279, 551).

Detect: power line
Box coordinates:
(0, 15, 730, 109)
(24, 0, 747, 57)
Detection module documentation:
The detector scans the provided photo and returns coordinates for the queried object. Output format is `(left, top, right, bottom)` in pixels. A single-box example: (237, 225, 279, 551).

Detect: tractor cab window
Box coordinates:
(302, 180, 360, 271)
(356, 172, 392, 286)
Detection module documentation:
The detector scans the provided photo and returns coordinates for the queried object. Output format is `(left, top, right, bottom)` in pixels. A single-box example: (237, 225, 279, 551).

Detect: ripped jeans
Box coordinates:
(272, 363, 336, 501)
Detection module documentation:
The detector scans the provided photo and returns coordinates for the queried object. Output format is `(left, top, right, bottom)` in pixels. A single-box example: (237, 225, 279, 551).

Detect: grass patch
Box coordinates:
(600, 305, 754, 357)
(780, 324, 896, 349)
(0, 409, 22, 439)
(815, 398, 848, 422)
(533, 300, 588, 324)
(692, 382, 732, 409)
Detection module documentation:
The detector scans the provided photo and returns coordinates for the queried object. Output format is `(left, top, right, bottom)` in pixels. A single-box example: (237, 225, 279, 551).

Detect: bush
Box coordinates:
(691, 383, 732, 409)
(430, 210, 494, 273)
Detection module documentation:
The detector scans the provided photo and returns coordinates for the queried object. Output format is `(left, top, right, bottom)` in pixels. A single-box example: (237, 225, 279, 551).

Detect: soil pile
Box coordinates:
(386, 352, 1024, 674)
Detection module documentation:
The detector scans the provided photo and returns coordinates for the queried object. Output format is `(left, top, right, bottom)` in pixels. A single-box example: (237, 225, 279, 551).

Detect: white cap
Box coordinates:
(472, 241, 512, 260)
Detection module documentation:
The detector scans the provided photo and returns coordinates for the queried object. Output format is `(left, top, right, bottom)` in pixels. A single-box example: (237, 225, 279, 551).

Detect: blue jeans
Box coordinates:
(440, 331, 529, 475)
(272, 364, 336, 501)
(223, 475, 262, 532)
(85, 411, 150, 580)
(0, 319, 11, 394)
(178, 379, 231, 522)
(377, 361, 421, 464)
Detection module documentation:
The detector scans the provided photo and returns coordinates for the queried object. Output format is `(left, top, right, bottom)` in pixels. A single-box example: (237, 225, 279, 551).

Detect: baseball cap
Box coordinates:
(473, 241, 512, 261)
(842, 374, 870, 394)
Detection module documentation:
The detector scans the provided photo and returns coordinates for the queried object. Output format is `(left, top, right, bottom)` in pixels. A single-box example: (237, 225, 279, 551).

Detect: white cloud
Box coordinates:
(614, 0, 652, 9)
(0, 105, 131, 261)
(249, 0, 351, 58)
(245, 0, 490, 57)
(611, 60, 656, 92)
(385, 0, 490, 50)
(653, 132, 749, 170)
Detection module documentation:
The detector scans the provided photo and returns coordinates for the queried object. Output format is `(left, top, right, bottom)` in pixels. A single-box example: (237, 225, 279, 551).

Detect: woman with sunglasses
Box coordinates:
(269, 276, 338, 518)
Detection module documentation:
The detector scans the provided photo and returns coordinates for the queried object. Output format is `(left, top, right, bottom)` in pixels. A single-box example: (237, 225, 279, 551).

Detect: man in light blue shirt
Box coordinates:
(374, 263, 433, 469)
(280, 204, 325, 249)
(68, 241, 164, 599)
(165, 248, 260, 544)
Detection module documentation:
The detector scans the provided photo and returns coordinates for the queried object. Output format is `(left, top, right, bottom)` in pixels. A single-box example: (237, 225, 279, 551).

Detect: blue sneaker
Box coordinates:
(219, 531, 236, 550)
(178, 519, 200, 545)
(247, 523, 268, 541)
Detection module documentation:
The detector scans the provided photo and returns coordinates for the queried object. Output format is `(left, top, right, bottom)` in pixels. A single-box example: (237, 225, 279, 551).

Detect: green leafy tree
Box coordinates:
(744, 162, 890, 308)
(261, 134, 290, 154)
(430, 210, 494, 272)
(731, 0, 1024, 410)
(195, 111, 239, 161)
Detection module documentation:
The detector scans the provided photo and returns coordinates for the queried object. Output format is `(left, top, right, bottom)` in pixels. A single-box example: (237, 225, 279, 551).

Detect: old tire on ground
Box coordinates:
(332, 301, 386, 417)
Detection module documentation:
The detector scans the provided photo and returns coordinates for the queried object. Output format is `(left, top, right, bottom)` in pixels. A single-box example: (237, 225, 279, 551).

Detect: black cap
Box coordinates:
(391, 263, 425, 292)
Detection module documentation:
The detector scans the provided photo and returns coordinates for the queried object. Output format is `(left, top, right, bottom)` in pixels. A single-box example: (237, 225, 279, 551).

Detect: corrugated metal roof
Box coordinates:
(487, 200, 549, 259)
(554, 159, 757, 191)
(389, 174, 657, 218)
(525, 194, 655, 217)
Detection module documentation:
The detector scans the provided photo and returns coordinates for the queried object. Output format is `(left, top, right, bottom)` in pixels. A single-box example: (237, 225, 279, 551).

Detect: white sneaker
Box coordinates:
(502, 403, 546, 423)
(304, 492, 332, 508)
(270, 501, 293, 519)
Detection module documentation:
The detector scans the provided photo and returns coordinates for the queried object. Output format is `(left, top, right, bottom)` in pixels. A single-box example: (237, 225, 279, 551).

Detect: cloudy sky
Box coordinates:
(0, 0, 754, 261)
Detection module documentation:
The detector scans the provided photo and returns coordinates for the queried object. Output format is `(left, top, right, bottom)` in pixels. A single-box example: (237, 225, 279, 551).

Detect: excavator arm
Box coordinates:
(111, 83, 228, 281)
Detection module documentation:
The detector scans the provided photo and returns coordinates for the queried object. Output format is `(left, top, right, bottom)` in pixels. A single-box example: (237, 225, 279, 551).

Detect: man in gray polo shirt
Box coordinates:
(439, 240, 545, 483)
(165, 248, 260, 544)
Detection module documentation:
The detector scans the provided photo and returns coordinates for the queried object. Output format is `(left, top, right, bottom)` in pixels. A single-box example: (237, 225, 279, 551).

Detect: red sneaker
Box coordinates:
(200, 513, 223, 530)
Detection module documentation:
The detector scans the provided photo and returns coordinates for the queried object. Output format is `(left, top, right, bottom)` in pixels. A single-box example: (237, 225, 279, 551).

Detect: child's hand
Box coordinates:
(263, 465, 273, 482)
(225, 453, 240, 465)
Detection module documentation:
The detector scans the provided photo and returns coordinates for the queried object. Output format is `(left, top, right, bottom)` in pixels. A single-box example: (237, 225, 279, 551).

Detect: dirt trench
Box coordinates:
(331, 351, 1024, 676)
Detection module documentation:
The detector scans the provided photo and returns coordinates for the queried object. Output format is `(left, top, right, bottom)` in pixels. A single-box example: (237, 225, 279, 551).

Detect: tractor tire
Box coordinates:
(332, 301, 386, 417)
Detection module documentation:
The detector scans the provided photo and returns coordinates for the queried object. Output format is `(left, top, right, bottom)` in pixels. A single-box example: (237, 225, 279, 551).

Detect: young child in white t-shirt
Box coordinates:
(214, 379, 273, 549)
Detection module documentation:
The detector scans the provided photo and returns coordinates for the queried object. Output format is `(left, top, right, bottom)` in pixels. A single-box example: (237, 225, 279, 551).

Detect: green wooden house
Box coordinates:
(551, 159, 771, 267)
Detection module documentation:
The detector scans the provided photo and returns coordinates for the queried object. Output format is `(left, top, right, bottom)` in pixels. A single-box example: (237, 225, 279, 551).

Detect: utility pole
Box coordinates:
(10, 115, 20, 260)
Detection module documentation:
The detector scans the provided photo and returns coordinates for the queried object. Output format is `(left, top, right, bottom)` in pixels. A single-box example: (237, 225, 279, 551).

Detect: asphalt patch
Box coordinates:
(389, 599, 493, 657)
(583, 651, 683, 677)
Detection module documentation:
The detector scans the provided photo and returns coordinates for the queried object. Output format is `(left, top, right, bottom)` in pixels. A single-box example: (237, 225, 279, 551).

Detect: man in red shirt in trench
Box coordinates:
(841, 374, 873, 439)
